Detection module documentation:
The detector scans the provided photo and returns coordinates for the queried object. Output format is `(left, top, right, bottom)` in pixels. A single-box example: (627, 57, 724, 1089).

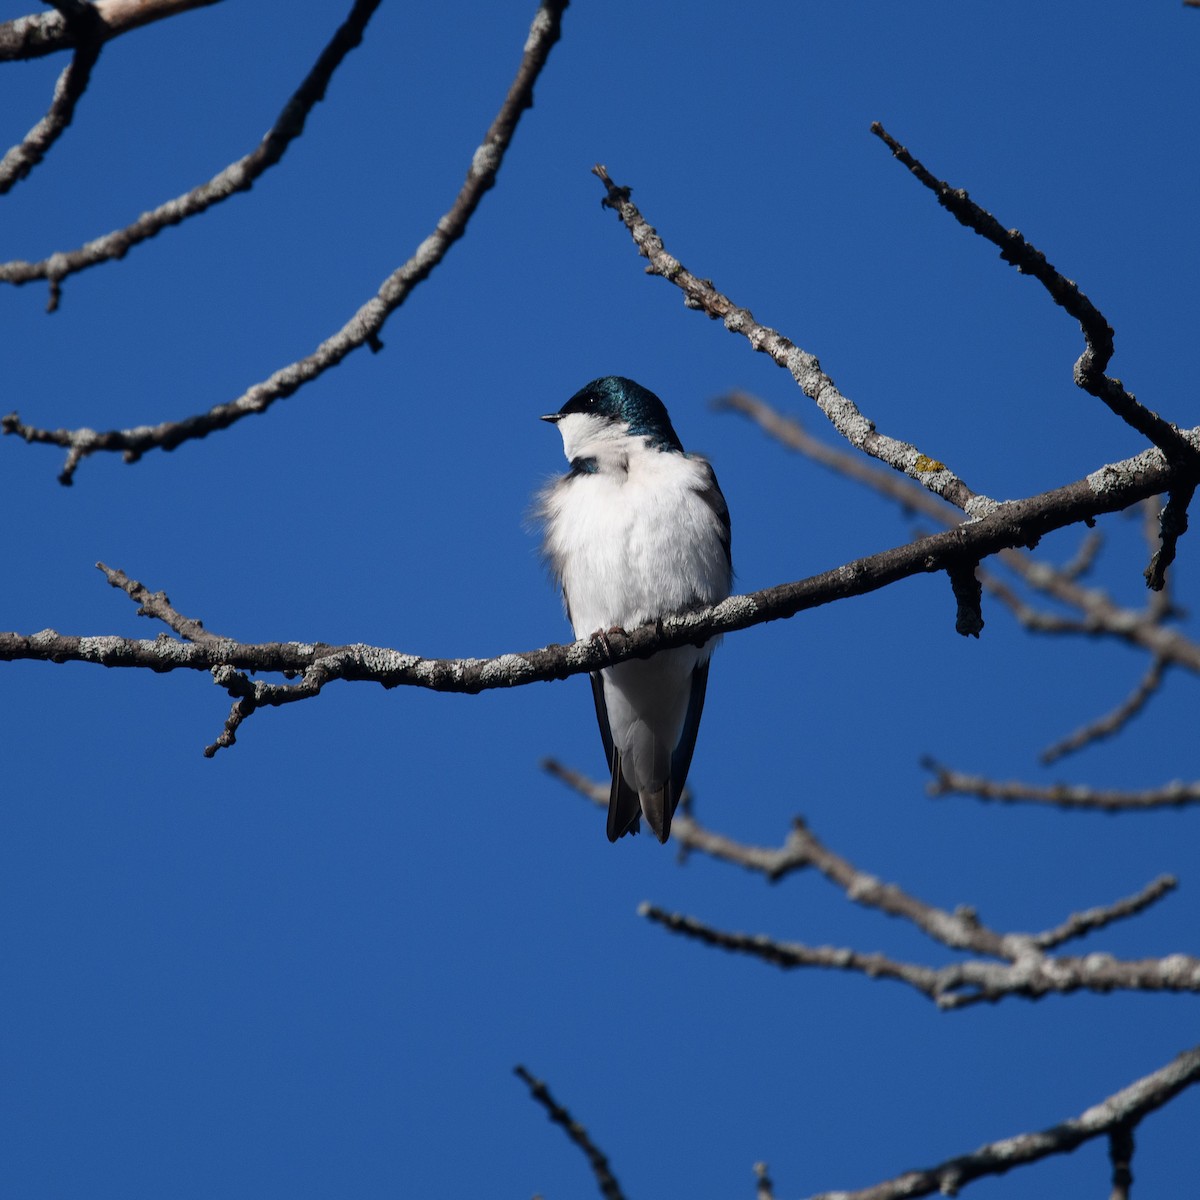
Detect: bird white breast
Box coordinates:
(540, 423, 730, 638)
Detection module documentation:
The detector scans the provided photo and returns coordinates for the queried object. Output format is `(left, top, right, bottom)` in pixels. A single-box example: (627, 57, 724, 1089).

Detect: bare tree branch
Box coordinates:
(3, 426, 1199, 745)
(802, 1045, 1200, 1200)
(754, 1162, 775, 1200)
(515, 1065, 628, 1200)
(0, 10, 102, 194)
(925, 760, 1200, 811)
(640, 903, 1200, 1009)
(0, 0, 382, 306)
(1, 0, 569, 481)
(591, 165, 998, 518)
(1144, 484, 1195, 590)
(720, 391, 1200, 744)
(1108, 1123, 1134, 1200)
(1040, 655, 1169, 764)
(869, 122, 1197, 471)
(0, 0, 221, 62)
(545, 761, 1192, 1009)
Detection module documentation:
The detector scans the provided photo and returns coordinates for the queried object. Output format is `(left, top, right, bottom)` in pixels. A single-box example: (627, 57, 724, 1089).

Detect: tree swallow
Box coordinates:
(538, 376, 732, 843)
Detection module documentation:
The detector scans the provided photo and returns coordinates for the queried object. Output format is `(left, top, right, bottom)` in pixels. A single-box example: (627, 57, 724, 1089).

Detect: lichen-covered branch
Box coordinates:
(721, 391, 1200, 760)
(0, 0, 221, 62)
(591, 165, 997, 517)
(1, 0, 569, 481)
(3, 427, 1199, 746)
(546, 761, 1193, 1009)
(0, 17, 102, 195)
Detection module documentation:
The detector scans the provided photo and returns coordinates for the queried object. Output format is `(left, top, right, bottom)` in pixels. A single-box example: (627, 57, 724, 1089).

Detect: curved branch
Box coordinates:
(2, 0, 569, 481)
(592, 166, 997, 518)
(0, 0, 381, 305)
(515, 1066, 627, 1200)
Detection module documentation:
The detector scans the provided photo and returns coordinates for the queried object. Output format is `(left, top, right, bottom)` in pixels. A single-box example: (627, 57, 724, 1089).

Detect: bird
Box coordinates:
(538, 376, 732, 843)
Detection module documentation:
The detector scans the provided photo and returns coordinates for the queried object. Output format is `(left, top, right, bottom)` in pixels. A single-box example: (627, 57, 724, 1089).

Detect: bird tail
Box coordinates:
(605, 748, 642, 842)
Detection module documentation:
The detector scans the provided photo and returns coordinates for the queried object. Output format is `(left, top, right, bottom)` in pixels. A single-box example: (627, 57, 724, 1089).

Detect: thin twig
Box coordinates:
(1108, 1123, 1134, 1200)
(1040, 656, 1169, 764)
(754, 1162, 775, 1200)
(1145, 484, 1195, 591)
(2, 0, 569, 480)
(592, 165, 997, 518)
(515, 1066, 628, 1200)
(98, 562, 222, 643)
(926, 760, 1200, 811)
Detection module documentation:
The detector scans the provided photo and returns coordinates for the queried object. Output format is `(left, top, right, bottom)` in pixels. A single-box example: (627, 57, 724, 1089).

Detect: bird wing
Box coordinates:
(693, 459, 732, 573)
(591, 672, 642, 841)
(665, 659, 711, 831)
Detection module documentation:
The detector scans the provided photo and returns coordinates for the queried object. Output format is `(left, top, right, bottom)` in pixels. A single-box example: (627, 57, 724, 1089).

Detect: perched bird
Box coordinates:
(538, 376, 732, 843)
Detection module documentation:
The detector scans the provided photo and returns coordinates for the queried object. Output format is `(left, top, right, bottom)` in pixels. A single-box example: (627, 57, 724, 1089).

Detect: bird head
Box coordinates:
(542, 376, 684, 464)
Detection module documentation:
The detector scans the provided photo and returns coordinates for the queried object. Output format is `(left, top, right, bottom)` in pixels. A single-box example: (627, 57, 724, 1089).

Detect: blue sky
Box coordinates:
(2, 2, 1198, 1197)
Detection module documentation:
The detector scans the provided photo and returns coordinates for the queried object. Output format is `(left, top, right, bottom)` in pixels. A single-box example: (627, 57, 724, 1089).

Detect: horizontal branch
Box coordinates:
(640, 905, 1200, 1010)
(925, 761, 1200, 811)
(0, 0, 221, 61)
(2, 0, 569, 481)
(546, 761, 1191, 1009)
(804, 1044, 1200, 1200)
(2, 427, 1198, 747)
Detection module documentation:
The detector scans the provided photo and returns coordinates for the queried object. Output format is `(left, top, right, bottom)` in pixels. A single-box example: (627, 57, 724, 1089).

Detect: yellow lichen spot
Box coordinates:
(913, 454, 945, 473)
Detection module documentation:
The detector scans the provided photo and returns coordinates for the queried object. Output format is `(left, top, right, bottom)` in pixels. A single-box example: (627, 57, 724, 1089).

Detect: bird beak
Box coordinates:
(540, 413, 563, 423)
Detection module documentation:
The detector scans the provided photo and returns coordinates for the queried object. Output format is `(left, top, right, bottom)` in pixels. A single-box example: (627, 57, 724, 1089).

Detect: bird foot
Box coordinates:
(589, 625, 626, 663)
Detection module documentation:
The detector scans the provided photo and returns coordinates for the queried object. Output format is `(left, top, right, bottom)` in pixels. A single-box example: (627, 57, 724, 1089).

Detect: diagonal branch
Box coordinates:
(2, 0, 569, 481)
(0, 12, 102, 195)
(515, 1065, 628, 1200)
(802, 1044, 1200, 1200)
(591, 165, 997, 518)
(1040, 655, 1169, 764)
(0, 0, 382, 306)
(639, 904, 1200, 1010)
(869, 122, 1197, 469)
